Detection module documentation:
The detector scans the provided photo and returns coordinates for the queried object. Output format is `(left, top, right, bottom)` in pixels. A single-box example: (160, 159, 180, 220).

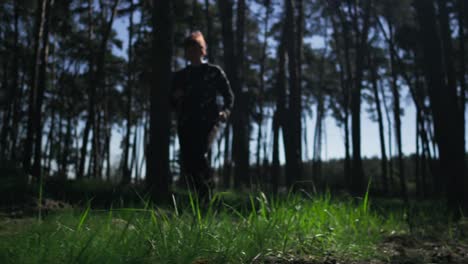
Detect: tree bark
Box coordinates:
(414, 0, 466, 214)
(232, 0, 250, 188)
(284, 0, 302, 188)
(218, 0, 237, 188)
(350, 0, 371, 195)
(23, 0, 48, 175)
(330, 10, 351, 189)
(146, 0, 173, 201)
(457, 0, 467, 203)
(256, 0, 271, 184)
(272, 19, 287, 194)
(122, 0, 135, 184)
(387, 19, 408, 204)
(369, 55, 389, 194)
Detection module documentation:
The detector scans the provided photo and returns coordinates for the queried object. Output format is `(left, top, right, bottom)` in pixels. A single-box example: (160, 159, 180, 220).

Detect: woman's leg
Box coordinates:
(178, 121, 215, 200)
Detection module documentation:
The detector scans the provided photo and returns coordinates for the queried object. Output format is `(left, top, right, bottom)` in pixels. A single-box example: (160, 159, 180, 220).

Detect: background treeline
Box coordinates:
(0, 0, 466, 211)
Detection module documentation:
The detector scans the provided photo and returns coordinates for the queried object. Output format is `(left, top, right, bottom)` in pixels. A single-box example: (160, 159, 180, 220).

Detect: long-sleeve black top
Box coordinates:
(170, 63, 234, 125)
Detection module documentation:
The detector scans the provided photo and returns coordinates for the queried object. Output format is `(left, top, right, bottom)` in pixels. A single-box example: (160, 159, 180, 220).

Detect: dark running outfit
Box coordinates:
(170, 63, 234, 199)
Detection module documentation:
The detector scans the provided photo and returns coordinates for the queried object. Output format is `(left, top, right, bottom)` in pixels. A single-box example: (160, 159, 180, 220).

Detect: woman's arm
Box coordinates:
(215, 66, 234, 119)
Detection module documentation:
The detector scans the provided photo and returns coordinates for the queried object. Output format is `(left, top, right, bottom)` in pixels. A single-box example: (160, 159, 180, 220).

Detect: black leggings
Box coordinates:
(178, 120, 218, 200)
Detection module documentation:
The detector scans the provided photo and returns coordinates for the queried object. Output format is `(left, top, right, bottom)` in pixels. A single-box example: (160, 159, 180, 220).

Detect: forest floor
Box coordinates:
(0, 192, 467, 264)
(254, 235, 468, 263)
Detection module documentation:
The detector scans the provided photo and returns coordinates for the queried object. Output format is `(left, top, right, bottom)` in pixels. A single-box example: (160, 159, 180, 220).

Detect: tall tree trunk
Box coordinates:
(232, 0, 250, 188)
(0, 60, 10, 161)
(284, 0, 302, 188)
(295, 0, 304, 183)
(369, 55, 389, 194)
(312, 98, 324, 187)
(60, 110, 72, 179)
(146, 0, 173, 201)
(415, 110, 421, 197)
(457, 0, 467, 201)
(78, 0, 119, 179)
(350, 0, 371, 195)
(387, 20, 408, 204)
(139, 116, 149, 181)
(312, 35, 328, 189)
(32, 0, 53, 180)
(122, 0, 135, 184)
(9, 6, 21, 161)
(46, 105, 56, 177)
(2, 1, 20, 162)
(78, 0, 95, 180)
(104, 112, 111, 182)
(256, 0, 271, 184)
(380, 80, 394, 192)
(218, 0, 237, 188)
(333, 4, 353, 190)
(415, 0, 466, 214)
(272, 112, 280, 194)
(129, 125, 138, 181)
(23, 0, 48, 174)
(272, 21, 287, 194)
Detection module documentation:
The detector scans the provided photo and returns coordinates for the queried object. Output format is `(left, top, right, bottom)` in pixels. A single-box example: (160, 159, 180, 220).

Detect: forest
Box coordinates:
(0, 0, 467, 263)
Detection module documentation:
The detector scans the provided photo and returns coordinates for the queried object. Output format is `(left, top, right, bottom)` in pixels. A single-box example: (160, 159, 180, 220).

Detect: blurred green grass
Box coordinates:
(0, 191, 420, 264)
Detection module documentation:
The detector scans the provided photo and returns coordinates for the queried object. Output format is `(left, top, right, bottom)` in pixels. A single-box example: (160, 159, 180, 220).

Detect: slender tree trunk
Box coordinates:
(284, 0, 302, 188)
(0, 1, 20, 161)
(122, 0, 135, 184)
(334, 4, 353, 190)
(2, 1, 20, 162)
(218, 0, 237, 188)
(0, 60, 10, 161)
(312, 38, 328, 189)
(46, 106, 56, 177)
(104, 116, 111, 181)
(350, 0, 371, 195)
(419, 122, 428, 197)
(60, 111, 72, 179)
(129, 125, 138, 180)
(387, 20, 408, 204)
(369, 55, 388, 194)
(457, 0, 467, 202)
(32, 0, 53, 180)
(379, 79, 394, 192)
(147, 0, 172, 201)
(256, 0, 271, 184)
(415, 111, 421, 197)
(312, 99, 323, 187)
(232, 0, 250, 188)
(78, 0, 95, 180)
(23, 0, 48, 174)
(419, 111, 436, 193)
(333, 14, 350, 188)
(79, 0, 119, 179)
(139, 117, 149, 181)
(272, 112, 280, 194)
(415, 0, 466, 214)
(272, 22, 287, 194)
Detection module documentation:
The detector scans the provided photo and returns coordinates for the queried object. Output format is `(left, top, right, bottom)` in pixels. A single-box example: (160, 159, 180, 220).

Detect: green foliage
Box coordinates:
(0, 193, 410, 263)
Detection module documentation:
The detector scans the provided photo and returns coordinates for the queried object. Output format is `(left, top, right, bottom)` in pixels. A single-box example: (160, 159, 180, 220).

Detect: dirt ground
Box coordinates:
(254, 234, 468, 264)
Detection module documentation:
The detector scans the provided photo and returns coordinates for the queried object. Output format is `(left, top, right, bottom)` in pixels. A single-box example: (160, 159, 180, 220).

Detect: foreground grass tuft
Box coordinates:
(0, 192, 411, 263)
